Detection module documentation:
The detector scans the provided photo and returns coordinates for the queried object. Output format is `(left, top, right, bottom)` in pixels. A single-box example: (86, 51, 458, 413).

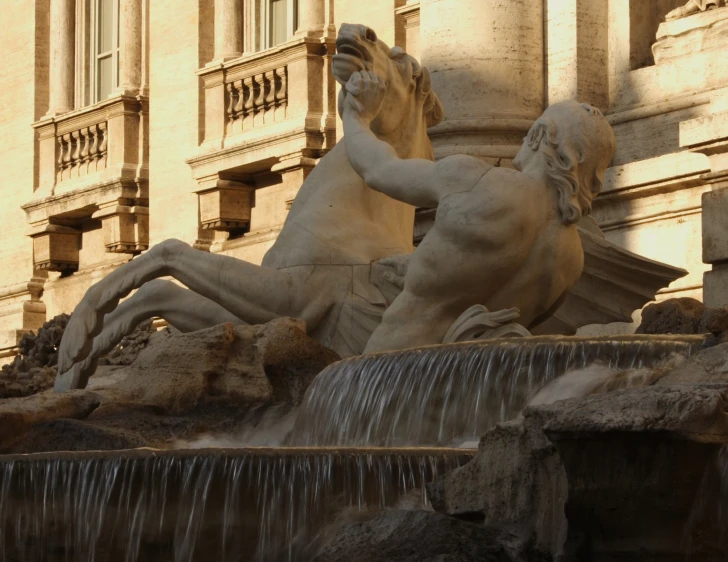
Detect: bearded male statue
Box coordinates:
(341, 71, 617, 353)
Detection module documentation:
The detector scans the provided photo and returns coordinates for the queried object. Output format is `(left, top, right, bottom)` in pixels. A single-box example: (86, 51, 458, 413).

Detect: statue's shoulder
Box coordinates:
(436, 154, 492, 194)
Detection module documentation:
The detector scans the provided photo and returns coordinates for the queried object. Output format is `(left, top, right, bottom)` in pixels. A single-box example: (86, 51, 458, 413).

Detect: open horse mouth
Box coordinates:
(332, 38, 372, 84)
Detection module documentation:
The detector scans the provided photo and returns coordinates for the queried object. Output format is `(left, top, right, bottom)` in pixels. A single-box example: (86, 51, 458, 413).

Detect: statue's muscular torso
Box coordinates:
(364, 166, 585, 353)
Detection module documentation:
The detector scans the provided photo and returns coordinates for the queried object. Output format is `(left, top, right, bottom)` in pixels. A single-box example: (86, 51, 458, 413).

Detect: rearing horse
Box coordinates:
(55, 24, 444, 390)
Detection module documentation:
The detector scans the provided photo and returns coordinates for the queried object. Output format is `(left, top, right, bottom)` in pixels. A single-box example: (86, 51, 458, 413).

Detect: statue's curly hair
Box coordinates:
(526, 103, 613, 225)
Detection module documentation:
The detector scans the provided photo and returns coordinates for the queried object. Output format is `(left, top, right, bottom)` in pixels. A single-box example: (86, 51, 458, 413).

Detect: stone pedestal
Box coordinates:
(419, 0, 544, 163)
(653, 7, 728, 64)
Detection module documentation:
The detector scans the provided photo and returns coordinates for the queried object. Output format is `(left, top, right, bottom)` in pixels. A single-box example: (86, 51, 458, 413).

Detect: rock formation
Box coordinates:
(637, 297, 728, 339)
(312, 341, 728, 561)
(0, 314, 68, 398)
(0, 318, 339, 454)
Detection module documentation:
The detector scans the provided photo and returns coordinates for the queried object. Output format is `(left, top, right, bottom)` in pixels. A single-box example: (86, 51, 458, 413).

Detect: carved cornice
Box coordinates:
(197, 36, 333, 83)
(22, 177, 143, 225)
(33, 93, 149, 135)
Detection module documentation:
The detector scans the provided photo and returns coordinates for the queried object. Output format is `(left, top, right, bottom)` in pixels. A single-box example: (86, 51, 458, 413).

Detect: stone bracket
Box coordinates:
(29, 224, 81, 272)
(195, 179, 254, 232)
(91, 204, 150, 254)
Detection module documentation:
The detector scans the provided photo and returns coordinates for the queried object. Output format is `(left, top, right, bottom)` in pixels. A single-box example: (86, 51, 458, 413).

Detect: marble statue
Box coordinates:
(54, 24, 687, 392)
(666, 0, 726, 20)
(54, 24, 443, 390)
(341, 71, 616, 352)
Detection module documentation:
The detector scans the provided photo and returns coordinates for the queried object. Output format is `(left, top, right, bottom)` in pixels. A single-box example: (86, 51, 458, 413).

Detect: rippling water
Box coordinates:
(290, 336, 702, 447)
(0, 447, 472, 562)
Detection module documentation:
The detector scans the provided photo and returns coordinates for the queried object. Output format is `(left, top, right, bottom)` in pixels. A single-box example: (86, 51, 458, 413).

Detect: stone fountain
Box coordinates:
(1, 23, 727, 562)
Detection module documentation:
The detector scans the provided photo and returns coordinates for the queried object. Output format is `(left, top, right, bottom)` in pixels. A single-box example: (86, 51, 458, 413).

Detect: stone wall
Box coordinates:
(0, 0, 50, 364)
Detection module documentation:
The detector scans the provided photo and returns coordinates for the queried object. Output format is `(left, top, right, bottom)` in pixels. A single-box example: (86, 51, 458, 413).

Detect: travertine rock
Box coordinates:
(428, 416, 567, 559)
(429, 384, 728, 561)
(0, 314, 69, 398)
(102, 319, 157, 366)
(0, 318, 339, 453)
(637, 297, 728, 337)
(0, 390, 101, 451)
(657, 341, 728, 385)
(313, 509, 518, 562)
(115, 318, 339, 413)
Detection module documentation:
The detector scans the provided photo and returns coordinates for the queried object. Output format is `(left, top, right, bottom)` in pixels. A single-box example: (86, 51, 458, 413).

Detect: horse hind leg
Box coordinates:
(55, 279, 245, 391)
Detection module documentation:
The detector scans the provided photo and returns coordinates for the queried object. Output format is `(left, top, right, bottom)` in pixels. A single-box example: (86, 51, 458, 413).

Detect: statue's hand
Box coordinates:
(344, 70, 386, 123)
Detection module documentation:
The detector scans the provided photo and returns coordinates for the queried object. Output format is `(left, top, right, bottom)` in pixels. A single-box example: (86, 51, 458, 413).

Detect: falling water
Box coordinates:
(290, 336, 703, 447)
(0, 447, 472, 562)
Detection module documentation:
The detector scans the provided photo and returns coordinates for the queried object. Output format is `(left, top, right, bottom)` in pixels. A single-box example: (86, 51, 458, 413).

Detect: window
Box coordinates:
(92, 0, 120, 102)
(263, 0, 298, 49)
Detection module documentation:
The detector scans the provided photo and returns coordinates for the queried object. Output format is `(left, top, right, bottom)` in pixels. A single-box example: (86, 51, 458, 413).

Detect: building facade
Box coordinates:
(1, 0, 727, 361)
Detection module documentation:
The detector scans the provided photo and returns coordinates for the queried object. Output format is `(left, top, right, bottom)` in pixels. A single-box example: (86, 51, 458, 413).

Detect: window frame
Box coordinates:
(90, 0, 121, 104)
(262, 0, 298, 50)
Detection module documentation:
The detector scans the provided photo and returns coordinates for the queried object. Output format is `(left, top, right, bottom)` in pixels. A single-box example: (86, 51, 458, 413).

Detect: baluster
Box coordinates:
(56, 136, 65, 182)
(98, 122, 108, 167)
(88, 124, 99, 169)
(275, 67, 287, 108)
(233, 79, 245, 117)
(70, 130, 81, 176)
(61, 133, 72, 180)
(254, 74, 266, 114)
(265, 70, 276, 110)
(79, 127, 91, 174)
(226, 82, 237, 123)
(243, 76, 255, 117)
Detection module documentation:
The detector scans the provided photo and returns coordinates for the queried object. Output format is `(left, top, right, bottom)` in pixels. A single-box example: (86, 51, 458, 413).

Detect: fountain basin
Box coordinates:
(0, 446, 473, 562)
(291, 335, 705, 447)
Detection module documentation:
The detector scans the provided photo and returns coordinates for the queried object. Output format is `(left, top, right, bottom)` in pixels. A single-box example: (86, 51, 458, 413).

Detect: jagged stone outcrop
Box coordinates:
(656, 341, 728, 385)
(101, 319, 157, 366)
(0, 314, 69, 398)
(313, 509, 520, 562)
(0, 316, 160, 399)
(428, 383, 728, 561)
(0, 318, 340, 453)
(637, 298, 728, 341)
(110, 318, 339, 413)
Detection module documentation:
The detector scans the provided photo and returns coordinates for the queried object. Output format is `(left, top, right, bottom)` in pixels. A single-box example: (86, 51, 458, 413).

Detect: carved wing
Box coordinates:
(531, 226, 689, 335)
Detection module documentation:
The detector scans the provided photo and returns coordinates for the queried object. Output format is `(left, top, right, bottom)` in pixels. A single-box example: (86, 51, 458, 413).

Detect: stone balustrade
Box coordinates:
(189, 36, 336, 242)
(225, 65, 288, 134)
(56, 121, 108, 183)
(24, 94, 150, 271)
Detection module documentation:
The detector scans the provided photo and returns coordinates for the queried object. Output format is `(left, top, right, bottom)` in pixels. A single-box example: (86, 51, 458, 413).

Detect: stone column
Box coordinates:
(296, 0, 326, 36)
(419, 0, 544, 164)
(118, 0, 143, 93)
(214, 0, 243, 60)
(47, 0, 75, 115)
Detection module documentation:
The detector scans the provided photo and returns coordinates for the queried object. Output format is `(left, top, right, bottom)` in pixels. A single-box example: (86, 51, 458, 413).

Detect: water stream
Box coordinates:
(290, 336, 702, 447)
(0, 447, 472, 562)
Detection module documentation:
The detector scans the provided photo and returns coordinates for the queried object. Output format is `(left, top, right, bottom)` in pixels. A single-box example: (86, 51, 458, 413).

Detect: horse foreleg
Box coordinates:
(55, 280, 245, 390)
(57, 239, 332, 384)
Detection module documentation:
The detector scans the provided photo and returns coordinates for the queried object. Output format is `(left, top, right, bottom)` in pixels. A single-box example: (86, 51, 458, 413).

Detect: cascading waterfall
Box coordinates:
(0, 447, 472, 562)
(290, 336, 703, 447)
